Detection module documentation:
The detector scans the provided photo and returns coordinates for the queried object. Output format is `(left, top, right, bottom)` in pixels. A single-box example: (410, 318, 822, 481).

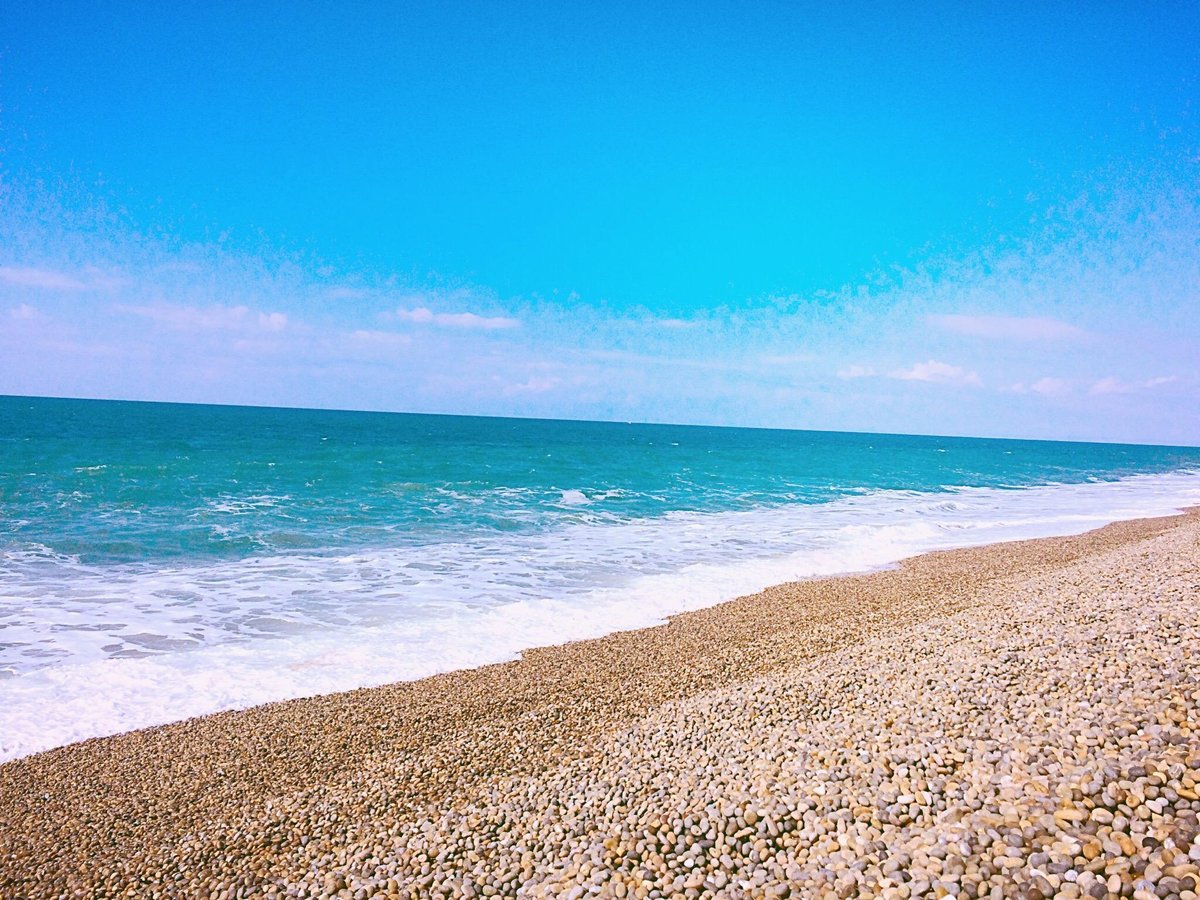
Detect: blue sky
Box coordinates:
(1, 1, 1198, 443)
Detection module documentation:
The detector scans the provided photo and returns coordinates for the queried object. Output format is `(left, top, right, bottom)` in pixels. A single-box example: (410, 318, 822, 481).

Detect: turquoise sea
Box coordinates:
(2, 394, 1199, 759)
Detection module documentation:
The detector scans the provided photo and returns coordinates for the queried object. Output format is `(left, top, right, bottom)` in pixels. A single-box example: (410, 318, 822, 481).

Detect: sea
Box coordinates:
(2, 394, 1199, 761)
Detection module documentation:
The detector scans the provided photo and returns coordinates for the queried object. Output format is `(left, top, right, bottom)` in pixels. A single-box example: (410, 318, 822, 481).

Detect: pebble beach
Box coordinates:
(2, 511, 1198, 899)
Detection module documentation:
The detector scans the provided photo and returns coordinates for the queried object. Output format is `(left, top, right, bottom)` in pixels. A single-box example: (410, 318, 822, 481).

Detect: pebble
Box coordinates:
(2, 512, 1199, 899)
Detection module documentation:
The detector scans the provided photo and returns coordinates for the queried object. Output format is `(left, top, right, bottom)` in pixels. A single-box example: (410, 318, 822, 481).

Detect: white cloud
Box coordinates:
(928, 314, 1087, 341)
(0, 265, 126, 292)
(326, 286, 368, 300)
(836, 364, 875, 379)
(118, 304, 288, 332)
(9, 303, 41, 320)
(1030, 377, 1069, 395)
(1143, 375, 1178, 388)
(396, 306, 434, 324)
(350, 329, 413, 347)
(437, 311, 520, 330)
(117, 304, 251, 329)
(889, 360, 982, 386)
(1090, 374, 1179, 395)
(0, 265, 88, 291)
(502, 376, 563, 395)
(258, 311, 288, 331)
(760, 353, 812, 366)
(1090, 376, 1130, 395)
(395, 306, 519, 330)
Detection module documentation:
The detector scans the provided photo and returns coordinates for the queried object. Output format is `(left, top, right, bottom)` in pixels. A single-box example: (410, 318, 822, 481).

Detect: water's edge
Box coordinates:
(3, 471, 1199, 762)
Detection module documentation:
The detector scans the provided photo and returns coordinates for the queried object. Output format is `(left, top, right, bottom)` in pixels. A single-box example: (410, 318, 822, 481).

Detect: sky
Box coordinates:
(1, 1, 1198, 444)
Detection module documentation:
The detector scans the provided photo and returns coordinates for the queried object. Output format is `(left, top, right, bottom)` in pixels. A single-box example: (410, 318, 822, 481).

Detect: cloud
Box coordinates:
(889, 360, 982, 386)
(1030, 377, 1069, 396)
(584, 347, 784, 376)
(350, 329, 412, 347)
(1091, 375, 1179, 395)
(757, 353, 813, 366)
(1143, 375, 1178, 388)
(1089, 376, 1130, 395)
(501, 376, 563, 396)
(117, 303, 250, 329)
(395, 306, 520, 330)
(258, 311, 288, 331)
(0, 265, 89, 291)
(9, 303, 41, 320)
(326, 286, 368, 300)
(0, 265, 126, 293)
(836, 364, 875, 379)
(117, 304, 288, 332)
(928, 314, 1087, 342)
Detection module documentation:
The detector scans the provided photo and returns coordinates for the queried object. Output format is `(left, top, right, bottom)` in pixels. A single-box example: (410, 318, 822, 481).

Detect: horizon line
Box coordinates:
(4, 391, 1199, 452)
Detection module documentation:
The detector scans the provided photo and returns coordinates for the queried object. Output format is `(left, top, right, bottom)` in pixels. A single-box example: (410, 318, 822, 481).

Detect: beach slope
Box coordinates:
(1, 512, 1198, 898)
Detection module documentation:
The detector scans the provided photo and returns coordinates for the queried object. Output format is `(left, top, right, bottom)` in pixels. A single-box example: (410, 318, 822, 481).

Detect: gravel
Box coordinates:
(1, 512, 1196, 899)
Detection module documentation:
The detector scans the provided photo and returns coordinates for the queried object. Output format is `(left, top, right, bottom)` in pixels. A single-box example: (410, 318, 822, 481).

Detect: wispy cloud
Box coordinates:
(395, 306, 520, 330)
(0, 264, 127, 292)
(760, 353, 812, 366)
(1143, 375, 1178, 388)
(1090, 376, 1131, 395)
(0, 265, 89, 291)
(1009, 377, 1069, 396)
(258, 311, 288, 331)
(501, 375, 564, 396)
(8, 303, 41, 320)
(1030, 377, 1070, 396)
(350, 329, 413, 347)
(1091, 374, 1179, 395)
(583, 347, 782, 376)
(117, 304, 288, 332)
(836, 364, 876, 379)
(889, 360, 982, 386)
(654, 317, 698, 330)
(326, 286, 368, 300)
(928, 314, 1087, 342)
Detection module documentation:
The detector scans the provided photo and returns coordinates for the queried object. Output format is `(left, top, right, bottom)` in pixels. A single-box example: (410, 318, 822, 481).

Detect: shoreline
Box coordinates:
(5, 472, 1200, 762)
(2, 509, 1199, 896)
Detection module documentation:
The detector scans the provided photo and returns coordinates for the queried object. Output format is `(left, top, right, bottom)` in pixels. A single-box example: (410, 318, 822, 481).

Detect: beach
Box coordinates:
(9, 397, 1200, 765)
(1, 510, 1198, 898)
(6, 2, 1200, 897)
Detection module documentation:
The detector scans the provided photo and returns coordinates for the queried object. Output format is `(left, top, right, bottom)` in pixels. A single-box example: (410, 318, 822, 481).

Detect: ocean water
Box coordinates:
(2, 395, 1199, 760)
